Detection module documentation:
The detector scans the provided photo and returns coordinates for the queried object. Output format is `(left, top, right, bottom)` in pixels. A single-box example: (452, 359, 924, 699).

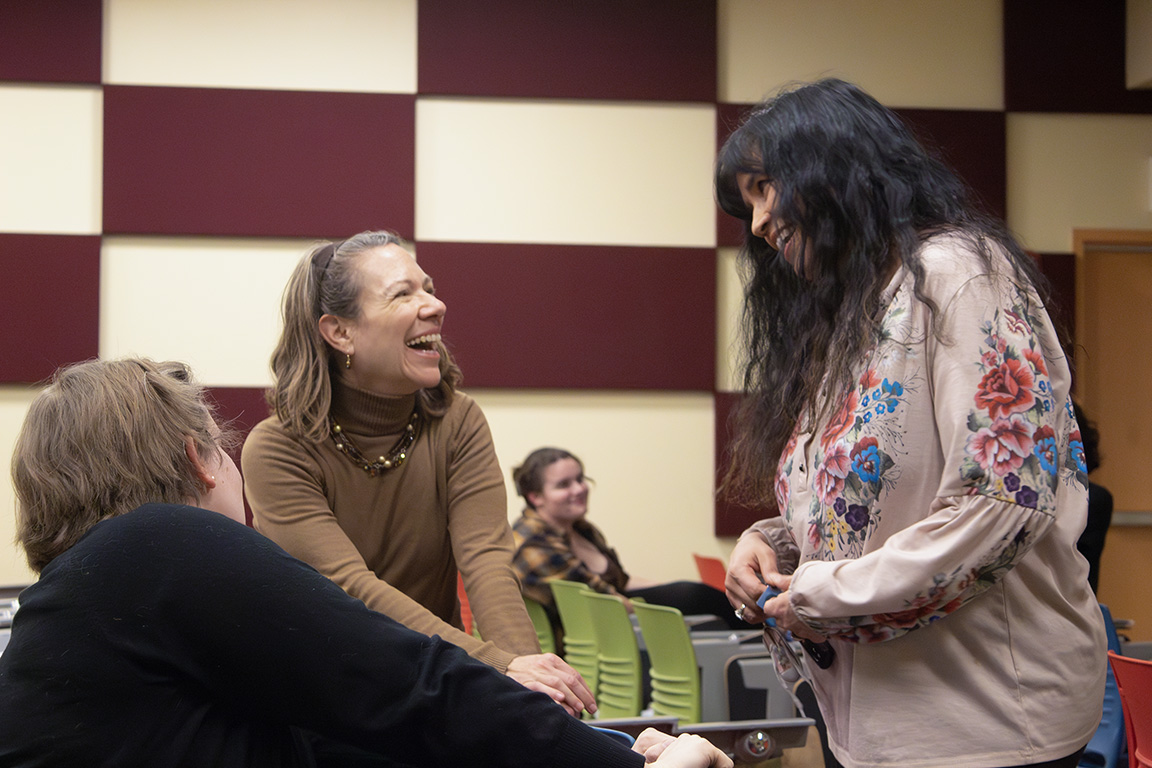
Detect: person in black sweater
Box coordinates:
(1072, 401, 1113, 594)
(0, 358, 730, 768)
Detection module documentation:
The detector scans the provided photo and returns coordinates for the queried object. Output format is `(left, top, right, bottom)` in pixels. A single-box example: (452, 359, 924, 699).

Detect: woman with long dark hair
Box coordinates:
(718, 79, 1104, 768)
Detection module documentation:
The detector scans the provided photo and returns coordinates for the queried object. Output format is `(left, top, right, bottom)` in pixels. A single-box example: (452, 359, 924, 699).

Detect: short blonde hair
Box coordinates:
(11, 358, 224, 573)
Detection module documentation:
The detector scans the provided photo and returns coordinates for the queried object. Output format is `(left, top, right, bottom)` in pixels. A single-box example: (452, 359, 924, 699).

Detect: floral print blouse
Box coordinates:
(749, 235, 1105, 768)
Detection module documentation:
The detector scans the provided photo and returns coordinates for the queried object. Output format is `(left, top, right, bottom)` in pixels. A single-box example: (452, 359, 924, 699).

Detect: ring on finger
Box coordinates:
(735, 604, 747, 621)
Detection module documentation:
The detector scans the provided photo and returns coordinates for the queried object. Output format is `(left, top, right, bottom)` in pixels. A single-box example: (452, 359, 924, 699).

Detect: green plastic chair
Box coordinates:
(633, 601, 701, 724)
(523, 596, 556, 655)
(549, 579, 600, 713)
(583, 591, 644, 718)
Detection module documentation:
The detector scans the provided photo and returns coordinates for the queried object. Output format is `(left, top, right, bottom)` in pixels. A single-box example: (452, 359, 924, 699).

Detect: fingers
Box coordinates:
(539, 653, 597, 714)
(632, 728, 675, 759)
(724, 534, 780, 612)
(518, 680, 579, 717)
(643, 739, 672, 762)
(649, 733, 734, 767)
(505, 653, 598, 716)
(759, 592, 827, 643)
(735, 602, 767, 625)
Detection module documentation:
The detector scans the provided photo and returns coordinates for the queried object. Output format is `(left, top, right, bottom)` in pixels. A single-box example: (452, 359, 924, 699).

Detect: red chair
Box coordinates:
(1108, 650, 1152, 768)
(456, 572, 474, 636)
(693, 554, 728, 593)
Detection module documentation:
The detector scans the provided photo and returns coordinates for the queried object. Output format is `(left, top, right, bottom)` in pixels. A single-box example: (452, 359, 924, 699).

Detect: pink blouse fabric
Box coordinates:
(751, 235, 1106, 768)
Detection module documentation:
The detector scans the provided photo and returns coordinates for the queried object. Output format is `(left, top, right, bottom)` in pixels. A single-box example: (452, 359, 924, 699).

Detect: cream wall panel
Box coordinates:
(0, 86, 102, 235)
(416, 99, 717, 247)
(100, 237, 309, 387)
(1129, 0, 1152, 89)
(471, 390, 732, 583)
(0, 387, 38, 587)
(1007, 114, 1152, 253)
(718, 0, 1003, 109)
(717, 247, 745, 392)
(105, 0, 417, 93)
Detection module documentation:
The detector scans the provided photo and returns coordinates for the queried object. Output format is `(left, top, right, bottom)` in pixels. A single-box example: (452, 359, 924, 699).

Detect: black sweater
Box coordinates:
(0, 504, 643, 767)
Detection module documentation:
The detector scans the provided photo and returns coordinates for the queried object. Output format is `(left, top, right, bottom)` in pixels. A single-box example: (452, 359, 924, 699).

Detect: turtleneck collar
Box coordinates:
(330, 377, 418, 436)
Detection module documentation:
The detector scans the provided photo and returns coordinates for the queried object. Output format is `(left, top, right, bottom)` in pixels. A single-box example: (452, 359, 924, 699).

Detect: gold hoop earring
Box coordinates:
(345, 354, 352, 370)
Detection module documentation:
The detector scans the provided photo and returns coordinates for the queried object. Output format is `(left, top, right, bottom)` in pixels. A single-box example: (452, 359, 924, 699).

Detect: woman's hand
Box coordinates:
(759, 586, 827, 643)
(633, 730, 734, 767)
(725, 533, 782, 624)
(505, 653, 597, 717)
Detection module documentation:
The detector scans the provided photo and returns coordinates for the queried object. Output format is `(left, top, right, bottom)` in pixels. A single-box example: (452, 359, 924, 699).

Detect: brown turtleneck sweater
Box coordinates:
(241, 381, 539, 671)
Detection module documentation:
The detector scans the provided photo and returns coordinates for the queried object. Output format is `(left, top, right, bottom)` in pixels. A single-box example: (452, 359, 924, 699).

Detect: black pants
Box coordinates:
(999, 746, 1087, 768)
(625, 581, 746, 629)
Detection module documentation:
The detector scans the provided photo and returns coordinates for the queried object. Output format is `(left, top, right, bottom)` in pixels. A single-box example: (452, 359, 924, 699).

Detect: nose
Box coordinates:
(750, 202, 772, 240)
(421, 292, 446, 322)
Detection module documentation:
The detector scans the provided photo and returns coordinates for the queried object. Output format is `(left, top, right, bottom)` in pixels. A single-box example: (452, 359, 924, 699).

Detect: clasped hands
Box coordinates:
(724, 532, 826, 643)
(633, 729, 734, 767)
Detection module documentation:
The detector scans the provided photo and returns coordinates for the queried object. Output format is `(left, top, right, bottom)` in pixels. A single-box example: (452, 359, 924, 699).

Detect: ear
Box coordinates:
(184, 437, 217, 489)
(319, 313, 355, 356)
(526, 491, 544, 510)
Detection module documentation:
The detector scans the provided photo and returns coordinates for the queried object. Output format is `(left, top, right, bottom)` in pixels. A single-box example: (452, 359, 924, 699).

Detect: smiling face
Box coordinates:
(736, 171, 811, 278)
(528, 458, 590, 530)
(322, 244, 447, 397)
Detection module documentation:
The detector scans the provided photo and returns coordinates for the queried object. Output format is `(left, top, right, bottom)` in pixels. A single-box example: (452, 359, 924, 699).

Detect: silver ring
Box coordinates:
(735, 604, 747, 621)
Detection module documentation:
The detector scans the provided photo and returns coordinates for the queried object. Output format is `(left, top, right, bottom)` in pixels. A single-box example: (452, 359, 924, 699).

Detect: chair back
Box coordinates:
(523, 596, 556, 655)
(633, 600, 701, 723)
(550, 580, 600, 708)
(1109, 650, 1152, 768)
(456, 572, 478, 637)
(692, 554, 728, 593)
(583, 592, 644, 718)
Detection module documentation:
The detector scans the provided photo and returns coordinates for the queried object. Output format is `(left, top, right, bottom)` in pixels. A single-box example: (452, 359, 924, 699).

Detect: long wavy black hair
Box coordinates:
(714, 78, 1050, 507)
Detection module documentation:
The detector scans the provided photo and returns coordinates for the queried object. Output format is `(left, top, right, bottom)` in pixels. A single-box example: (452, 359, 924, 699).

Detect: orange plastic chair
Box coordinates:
(692, 554, 727, 593)
(456, 572, 475, 636)
(1108, 650, 1152, 768)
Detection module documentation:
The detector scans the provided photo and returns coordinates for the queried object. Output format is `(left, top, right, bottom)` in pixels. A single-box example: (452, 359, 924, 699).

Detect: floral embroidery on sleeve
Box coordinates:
(825, 296, 1075, 643)
(961, 301, 1066, 511)
(802, 366, 908, 560)
(840, 524, 1034, 643)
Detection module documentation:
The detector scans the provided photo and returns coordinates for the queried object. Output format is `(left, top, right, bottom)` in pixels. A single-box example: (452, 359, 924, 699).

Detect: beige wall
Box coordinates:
(1008, 115, 1152, 253)
(718, 0, 1003, 108)
(1129, 0, 1152, 89)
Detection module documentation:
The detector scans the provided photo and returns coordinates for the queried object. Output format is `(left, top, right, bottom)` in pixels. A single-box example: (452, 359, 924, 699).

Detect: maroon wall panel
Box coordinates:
(415, 242, 716, 390)
(715, 102, 751, 249)
(1005, 0, 1152, 114)
(1035, 251, 1076, 352)
(207, 386, 271, 526)
(103, 86, 415, 238)
(207, 386, 271, 446)
(897, 109, 1006, 221)
(713, 391, 777, 535)
(0, 234, 101, 383)
(418, 0, 716, 102)
(0, 0, 102, 84)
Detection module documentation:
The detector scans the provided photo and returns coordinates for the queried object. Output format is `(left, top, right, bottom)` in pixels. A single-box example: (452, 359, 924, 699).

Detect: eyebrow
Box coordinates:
(385, 276, 434, 294)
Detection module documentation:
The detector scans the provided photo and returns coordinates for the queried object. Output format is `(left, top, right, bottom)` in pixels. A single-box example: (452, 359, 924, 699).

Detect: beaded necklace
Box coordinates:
(329, 410, 419, 476)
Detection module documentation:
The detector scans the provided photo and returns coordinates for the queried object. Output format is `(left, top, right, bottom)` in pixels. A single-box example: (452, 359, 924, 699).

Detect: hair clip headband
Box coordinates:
(313, 242, 338, 276)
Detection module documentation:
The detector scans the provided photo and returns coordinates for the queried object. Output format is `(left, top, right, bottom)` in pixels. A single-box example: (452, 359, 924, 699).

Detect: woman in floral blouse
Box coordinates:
(716, 79, 1105, 768)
